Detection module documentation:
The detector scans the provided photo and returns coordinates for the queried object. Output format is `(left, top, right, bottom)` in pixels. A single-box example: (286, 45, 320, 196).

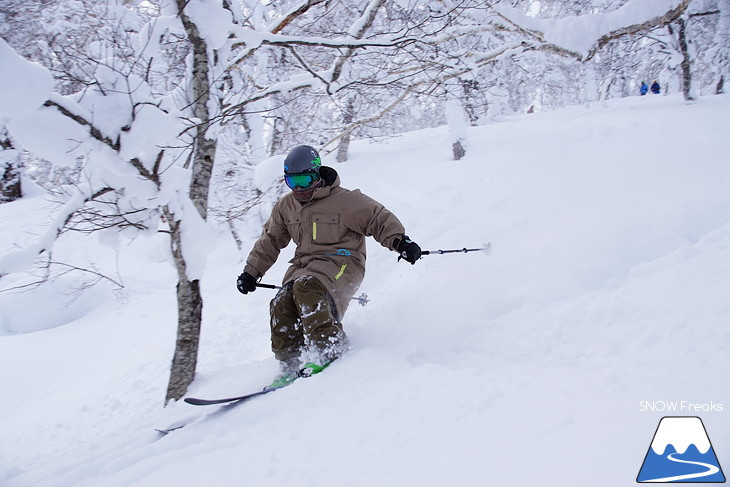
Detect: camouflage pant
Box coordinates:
(270, 276, 348, 368)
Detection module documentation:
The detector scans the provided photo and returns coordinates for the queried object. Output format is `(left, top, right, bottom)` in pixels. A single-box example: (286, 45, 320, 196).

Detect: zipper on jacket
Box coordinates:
(312, 221, 317, 241)
(335, 264, 347, 280)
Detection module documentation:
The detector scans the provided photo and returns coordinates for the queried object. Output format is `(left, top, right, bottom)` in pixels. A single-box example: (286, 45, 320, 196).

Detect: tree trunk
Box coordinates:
(1, 163, 22, 203)
(452, 140, 466, 160)
(164, 2, 218, 404)
(165, 277, 203, 403)
(269, 114, 284, 157)
(179, 4, 217, 219)
(1, 137, 22, 203)
(460, 78, 481, 126)
(164, 211, 203, 404)
(676, 18, 695, 101)
(336, 98, 356, 163)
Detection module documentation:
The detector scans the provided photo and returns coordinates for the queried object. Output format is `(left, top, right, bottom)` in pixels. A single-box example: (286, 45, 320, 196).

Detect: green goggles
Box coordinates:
(285, 171, 319, 189)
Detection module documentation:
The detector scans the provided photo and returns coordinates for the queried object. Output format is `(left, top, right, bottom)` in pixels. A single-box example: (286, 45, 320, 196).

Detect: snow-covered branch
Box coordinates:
(268, 0, 328, 34)
(43, 98, 120, 151)
(585, 0, 691, 60)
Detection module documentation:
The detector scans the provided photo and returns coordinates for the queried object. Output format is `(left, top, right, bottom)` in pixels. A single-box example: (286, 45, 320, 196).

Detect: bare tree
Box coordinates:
(162, 0, 219, 404)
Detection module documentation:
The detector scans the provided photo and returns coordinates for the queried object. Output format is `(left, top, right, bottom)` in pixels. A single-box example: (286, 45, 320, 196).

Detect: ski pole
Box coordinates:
(256, 283, 370, 306)
(421, 242, 491, 256)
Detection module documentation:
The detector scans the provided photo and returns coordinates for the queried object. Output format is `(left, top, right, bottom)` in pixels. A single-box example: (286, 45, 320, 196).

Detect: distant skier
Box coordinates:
(237, 145, 421, 388)
(640, 81, 648, 96)
(651, 81, 661, 94)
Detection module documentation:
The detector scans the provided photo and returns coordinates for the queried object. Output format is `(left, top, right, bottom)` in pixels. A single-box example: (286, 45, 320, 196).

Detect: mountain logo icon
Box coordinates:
(637, 416, 726, 483)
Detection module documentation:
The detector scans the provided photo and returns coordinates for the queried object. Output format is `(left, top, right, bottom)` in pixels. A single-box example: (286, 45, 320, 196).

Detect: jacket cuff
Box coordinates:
(243, 263, 262, 279)
(392, 235, 408, 252)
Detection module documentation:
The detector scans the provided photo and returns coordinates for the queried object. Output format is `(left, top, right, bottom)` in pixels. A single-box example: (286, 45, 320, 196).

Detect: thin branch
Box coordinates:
(689, 10, 720, 18)
(49, 260, 125, 289)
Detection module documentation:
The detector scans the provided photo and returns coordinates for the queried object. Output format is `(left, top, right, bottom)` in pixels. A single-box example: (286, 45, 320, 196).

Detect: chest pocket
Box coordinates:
(311, 213, 341, 244)
(285, 215, 303, 242)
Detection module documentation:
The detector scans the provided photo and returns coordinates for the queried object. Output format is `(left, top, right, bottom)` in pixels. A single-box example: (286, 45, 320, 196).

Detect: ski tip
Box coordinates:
(184, 397, 212, 406)
(183, 390, 268, 406)
(155, 424, 185, 435)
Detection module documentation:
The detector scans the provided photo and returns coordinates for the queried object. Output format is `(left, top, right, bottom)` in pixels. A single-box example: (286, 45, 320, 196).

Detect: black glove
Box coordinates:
(395, 236, 422, 264)
(236, 272, 258, 294)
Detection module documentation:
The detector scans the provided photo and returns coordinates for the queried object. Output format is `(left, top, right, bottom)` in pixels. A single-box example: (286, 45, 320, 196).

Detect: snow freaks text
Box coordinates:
(639, 401, 724, 413)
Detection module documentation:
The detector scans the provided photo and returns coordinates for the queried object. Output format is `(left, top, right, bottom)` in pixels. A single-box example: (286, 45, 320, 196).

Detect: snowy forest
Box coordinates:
(1, 0, 729, 405)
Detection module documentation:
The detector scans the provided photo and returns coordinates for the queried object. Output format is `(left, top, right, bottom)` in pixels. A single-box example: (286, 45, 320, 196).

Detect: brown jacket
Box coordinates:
(244, 166, 406, 317)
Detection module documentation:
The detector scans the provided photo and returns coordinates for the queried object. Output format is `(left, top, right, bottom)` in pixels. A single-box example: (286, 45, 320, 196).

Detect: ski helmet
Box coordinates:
(284, 145, 322, 175)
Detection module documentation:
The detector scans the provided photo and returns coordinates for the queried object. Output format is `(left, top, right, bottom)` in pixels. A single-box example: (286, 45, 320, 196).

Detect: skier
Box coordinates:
(651, 80, 661, 94)
(640, 81, 648, 96)
(236, 145, 421, 388)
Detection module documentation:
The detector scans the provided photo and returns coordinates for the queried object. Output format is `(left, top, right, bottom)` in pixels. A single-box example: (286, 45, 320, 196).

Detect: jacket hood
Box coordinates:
(320, 166, 339, 189)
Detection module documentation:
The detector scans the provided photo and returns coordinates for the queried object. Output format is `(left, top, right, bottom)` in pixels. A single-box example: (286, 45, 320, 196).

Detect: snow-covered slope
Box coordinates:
(1, 94, 729, 486)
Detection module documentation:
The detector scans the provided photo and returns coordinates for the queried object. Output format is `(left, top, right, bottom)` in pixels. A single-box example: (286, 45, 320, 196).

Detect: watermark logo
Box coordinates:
(637, 416, 725, 483)
(640, 401, 724, 413)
